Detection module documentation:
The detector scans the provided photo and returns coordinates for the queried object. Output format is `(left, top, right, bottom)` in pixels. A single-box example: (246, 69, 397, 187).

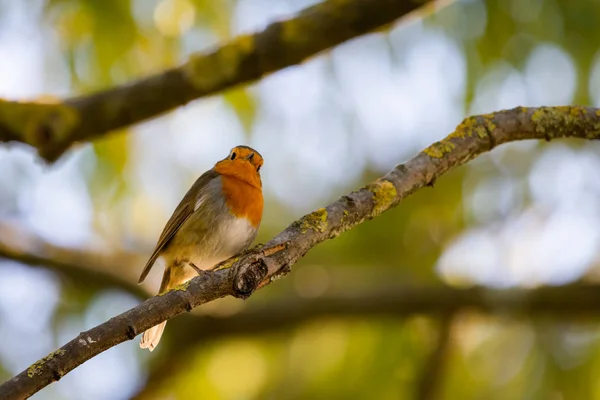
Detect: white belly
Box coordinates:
(166, 216, 257, 283)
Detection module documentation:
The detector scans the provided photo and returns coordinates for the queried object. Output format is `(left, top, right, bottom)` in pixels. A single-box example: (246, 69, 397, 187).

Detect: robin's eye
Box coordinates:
(230, 152, 237, 160)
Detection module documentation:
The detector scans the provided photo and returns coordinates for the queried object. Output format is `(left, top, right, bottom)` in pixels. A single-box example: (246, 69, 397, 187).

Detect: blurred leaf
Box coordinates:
(191, 0, 234, 39)
(223, 88, 257, 134)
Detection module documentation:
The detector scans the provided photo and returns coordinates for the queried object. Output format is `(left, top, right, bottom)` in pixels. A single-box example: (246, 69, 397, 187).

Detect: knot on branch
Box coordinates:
(233, 258, 268, 299)
(126, 324, 137, 340)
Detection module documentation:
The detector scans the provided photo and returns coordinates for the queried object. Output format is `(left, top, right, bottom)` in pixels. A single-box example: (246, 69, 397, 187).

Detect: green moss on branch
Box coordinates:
(297, 208, 328, 233)
(367, 180, 398, 216)
(27, 350, 65, 378)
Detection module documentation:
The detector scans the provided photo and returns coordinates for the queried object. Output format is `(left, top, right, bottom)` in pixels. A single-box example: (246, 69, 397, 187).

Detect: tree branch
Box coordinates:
(0, 223, 148, 297)
(0, 0, 441, 162)
(1, 105, 599, 399)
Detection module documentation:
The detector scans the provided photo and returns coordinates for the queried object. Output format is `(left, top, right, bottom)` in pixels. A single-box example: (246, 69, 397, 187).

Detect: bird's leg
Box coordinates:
(188, 262, 207, 276)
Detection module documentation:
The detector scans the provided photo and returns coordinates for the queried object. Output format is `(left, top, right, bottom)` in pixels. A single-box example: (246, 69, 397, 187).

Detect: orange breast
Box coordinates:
(220, 175, 263, 228)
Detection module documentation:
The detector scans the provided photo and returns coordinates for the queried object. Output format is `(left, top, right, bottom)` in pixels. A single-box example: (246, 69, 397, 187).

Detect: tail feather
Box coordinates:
(140, 321, 167, 351)
(140, 266, 173, 351)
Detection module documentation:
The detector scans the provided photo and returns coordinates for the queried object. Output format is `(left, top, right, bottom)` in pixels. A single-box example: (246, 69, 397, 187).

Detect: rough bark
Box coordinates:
(1, 105, 600, 399)
(0, 0, 438, 162)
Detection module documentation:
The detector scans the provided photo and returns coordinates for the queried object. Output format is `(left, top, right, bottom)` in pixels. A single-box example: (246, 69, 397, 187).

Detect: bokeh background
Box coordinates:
(2, 0, 600, 398)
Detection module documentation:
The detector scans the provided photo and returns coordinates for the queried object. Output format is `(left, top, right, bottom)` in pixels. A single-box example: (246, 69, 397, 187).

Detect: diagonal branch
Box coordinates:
(1, 105, 599, 399)
(0, 0, 443, 162)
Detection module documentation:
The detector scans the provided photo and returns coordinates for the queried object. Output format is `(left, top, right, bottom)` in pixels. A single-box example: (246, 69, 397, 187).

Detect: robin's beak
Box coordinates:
(246, 153, 255, 161)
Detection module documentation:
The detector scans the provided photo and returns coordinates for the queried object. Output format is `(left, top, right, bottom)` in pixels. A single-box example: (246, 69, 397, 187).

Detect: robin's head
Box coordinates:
(214, 145, 264, 188)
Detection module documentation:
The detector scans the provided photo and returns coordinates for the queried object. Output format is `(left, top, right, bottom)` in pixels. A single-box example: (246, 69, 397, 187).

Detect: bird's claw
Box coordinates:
(188, 262, 206, 276)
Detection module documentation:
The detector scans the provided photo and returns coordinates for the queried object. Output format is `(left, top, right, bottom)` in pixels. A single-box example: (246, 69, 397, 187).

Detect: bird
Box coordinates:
(138, 145, 264, 351)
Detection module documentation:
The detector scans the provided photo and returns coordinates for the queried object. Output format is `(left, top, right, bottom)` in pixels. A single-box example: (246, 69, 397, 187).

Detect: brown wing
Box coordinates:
(138, 169, 219, 283)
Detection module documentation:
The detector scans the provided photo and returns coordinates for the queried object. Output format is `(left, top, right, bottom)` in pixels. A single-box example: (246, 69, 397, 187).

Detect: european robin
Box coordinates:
(138, 145, 264, 351)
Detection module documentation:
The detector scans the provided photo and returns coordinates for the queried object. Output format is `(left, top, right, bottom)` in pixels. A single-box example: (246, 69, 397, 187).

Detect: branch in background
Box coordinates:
(2, 105, 600, 399)
(0, 0, 443, 162)
(0, 222, 149, 297)
(148, 282, 600, 348)
(134, 283, 600, 400)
